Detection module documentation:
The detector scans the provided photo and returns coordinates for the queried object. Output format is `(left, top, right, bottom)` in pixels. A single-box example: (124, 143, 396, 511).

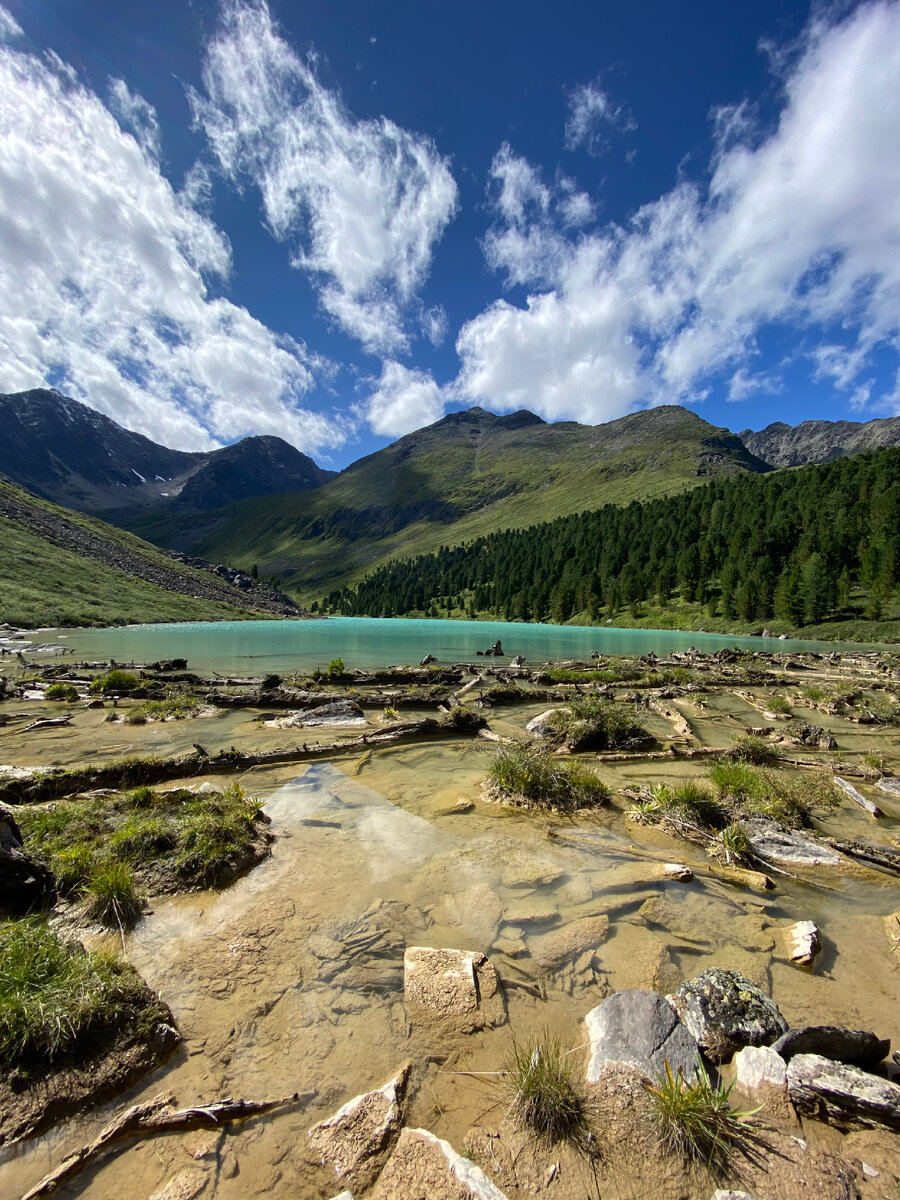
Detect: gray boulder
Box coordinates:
(773, 1026, 890, 1067)
(671, 969, 788, 1064)
(786, 1053, 900, 1130)
(744, 820, 841, 867)
(585, 989, 701, 1084)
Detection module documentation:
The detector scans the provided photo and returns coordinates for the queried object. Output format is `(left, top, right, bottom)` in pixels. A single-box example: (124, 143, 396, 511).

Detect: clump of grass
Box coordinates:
(644, 1061, 759, 1177)
(707, 760, 767, 803)
(767, 695, 792, 715)
(89, 669, 141, 695)
(44, 683, 79, 702)
(715, 822, 750, 865)
(484, 741, 610, 813)
(708, 762, 839, 828)
(84, 862, 143, 930)
(560, 696, 650, 752)
(107, 814, 176, 862)
(123, 695, 199, 725)
(729, 734, 780, 765)
(665, 780, 727, 828)
(802, 684, 828, 703)
(327, 657, 345, 678)
(0, 919, 152, 1068)
(503, 1030, 588, 1148)
(381, 705, 399, 721)
(860, 751, 887, 777)
(53, 844, 94, 894)
(175, 783, 262, 887)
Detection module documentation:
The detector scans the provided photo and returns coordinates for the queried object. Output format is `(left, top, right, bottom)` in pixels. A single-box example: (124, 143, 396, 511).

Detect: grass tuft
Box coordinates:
(503, 1030, 588, 1148)
(729, 734, 780, 765)
(484, 741, 610, 812)
(560, 695, 650, 752)
(85, 862, 143, 930)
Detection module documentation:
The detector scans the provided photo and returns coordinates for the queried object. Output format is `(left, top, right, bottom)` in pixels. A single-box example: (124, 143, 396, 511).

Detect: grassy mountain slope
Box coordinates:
(0, 477, 298, 628)
(125, 405, 769, 601)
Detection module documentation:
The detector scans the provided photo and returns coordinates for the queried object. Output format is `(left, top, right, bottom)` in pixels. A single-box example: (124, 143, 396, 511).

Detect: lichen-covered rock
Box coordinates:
(372, 1128, 509, 1199)
(786, 1053, 900, 1131)
(403, 947, 506, 1032)
(585, 989, 701, 1084)
(772, 1026, 890, 1066)
(670, 968, 788, 1064)
(305, 1063, 409, 1192)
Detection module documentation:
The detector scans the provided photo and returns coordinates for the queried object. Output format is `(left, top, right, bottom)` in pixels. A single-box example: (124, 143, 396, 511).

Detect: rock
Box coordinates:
(744, 819, 841, 867)
(524, 709, 562, 739)
(441, 883, 504, 947)
(0, 803, 23, 850)
(501, 898, 559, 926)
(671, 968, 788, 1064)
(786, 1053, 900, 1131)
(772, 1027, 891, 1066)
(148, 1171, 207, 1200)
(372, 1127, 509, 1199)
(509, 655, 525, 668)
(499, 854, 563, 889)
(834, 776, 881, 817)
(435, 799, 474, 816)
(733, 1045, 787, 1091)
(784, 920, 822, 967)
(266, 700, 366, 728)
(708, 863, 775, 892)
(585, 989, 701, 1084)
(403, 947, 506, 1031)
(305, 1064, 409, 1191)
(662, 863, 693, 882)
(491, 932, 527, 958)
(530, 914, 609, 968)
(713, 1192, 756, 1200)
(875, 775, 900, 797)
(0, 845, 57, 914)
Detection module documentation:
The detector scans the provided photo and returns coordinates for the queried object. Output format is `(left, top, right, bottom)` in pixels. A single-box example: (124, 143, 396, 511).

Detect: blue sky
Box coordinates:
(1, 0, 899, 468)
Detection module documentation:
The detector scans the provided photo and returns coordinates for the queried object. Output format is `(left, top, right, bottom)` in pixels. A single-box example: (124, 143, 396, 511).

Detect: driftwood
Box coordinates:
(20, 1089, 306, 1200)
(821, 836, 900, 876)
(21, 715, 74, 732)
(834, 775, 882, 818)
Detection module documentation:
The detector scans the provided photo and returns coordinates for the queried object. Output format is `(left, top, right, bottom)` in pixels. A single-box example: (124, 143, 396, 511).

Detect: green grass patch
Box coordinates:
(44, 683, 79, 702)
(645, 1062, 760, 1177)
(0, 919, 152, 1069)
(122, 694, 200, 724)
(484, 741, 610, 813)
(708, 762, 839, 828)
(729, 734, 781, 765)
(557, 695, 651, 752)
(90, 670, 141, 695)
(503, 1029, 588, 1148)
(85, 862, 143, 930)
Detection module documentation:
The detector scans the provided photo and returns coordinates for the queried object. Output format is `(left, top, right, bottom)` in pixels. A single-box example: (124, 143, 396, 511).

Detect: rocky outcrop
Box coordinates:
(670, 969, 788, 1064)
(772, 1027, 890, 1066)
(786, 1053, 900, 1130)
(585, 990, 701, 1083)
(403, 948, 506, 1032)
(372, 1127, 509, 1199)
(739, 415, 900, 468)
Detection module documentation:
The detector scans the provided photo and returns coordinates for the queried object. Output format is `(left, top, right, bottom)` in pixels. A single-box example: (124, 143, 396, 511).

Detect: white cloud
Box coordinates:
(727, 366, 783, 402)
(0, 4, 21, 43)
(457, 2, 900, 426)
(192, 0, 458, 355)
(564, 80, 634, 155)
(108, 77, 161, 159)
(420, 304, 448, 347)
(357, 360, 444, 437)
(0, 37, 346, 454)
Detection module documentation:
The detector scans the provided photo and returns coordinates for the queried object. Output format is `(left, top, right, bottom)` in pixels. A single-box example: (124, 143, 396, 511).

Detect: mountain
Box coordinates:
(125, 404, 770, 600)
(739, 416, 900, 468)
(0, 475, 302, 628)
(0, 389, 335, 514)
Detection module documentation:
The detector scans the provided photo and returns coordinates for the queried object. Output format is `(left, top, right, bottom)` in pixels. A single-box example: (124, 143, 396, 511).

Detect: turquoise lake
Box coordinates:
(45, 617, 880, 675)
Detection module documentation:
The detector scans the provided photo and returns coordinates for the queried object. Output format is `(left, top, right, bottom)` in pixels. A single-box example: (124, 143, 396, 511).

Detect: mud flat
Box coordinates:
(1, 648, 899, 1199)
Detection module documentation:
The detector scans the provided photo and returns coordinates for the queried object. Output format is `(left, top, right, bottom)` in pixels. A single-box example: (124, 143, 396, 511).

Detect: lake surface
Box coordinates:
(46, 616, 876, 675)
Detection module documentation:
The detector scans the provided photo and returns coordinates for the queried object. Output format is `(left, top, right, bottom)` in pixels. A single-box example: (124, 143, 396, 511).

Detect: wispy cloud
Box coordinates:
(192, 0, 458, 356)
(564, 80, 634, 156)
(0, 4, 22, 43)
(458, 2, 900, 426)
(0, 35, 346, 453)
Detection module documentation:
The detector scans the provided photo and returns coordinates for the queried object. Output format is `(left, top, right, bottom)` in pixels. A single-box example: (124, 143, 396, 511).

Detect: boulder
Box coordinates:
(733, 1045, 787, 1091)
(265, 700, 366, 728)
(372, 1127, 509, 1199)
(524, 709, 562, 739)
(585, 989, 701, 1084)
(744, 820, 841, 867)
(403, 947, 506, 1032)
(875, 775, 900, 797)
(784, 920, 822, 967)
(530, 914, 609, 968)
(670, 969, 788, 1064)
(786, 1053, 900, 1131)
(772, 1027, 890, 1067)
(305, 1064, 409, 1192)
(0, 803, 23, 849)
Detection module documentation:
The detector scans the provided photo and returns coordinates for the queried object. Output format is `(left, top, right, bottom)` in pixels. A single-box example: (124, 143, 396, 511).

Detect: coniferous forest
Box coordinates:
(322, 448, 900, 630)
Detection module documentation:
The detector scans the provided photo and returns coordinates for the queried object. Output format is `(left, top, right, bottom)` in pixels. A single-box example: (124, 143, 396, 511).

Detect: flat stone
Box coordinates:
(744, 819, 841, 867)
(403, 947, 506, 1031)
(662, 863, 693, 882)
(708, 863, 775, 892)
(491, 933, 527, 958)
(784, 920, 822, 967)
(441, 883, 504, 947)
(305, 1063, 409, 1191)
(501, 898, 560, 926)
(530, 914, 609, 968)
(733, 1045, 787, 1091)
(772, 1026, 890, 1066)
(585, 989, 701, 1084)
(372, 1127, 509, 1199)
(671, 968, 788, 1064)
(712, 1192, 755, 1200)
(875, 775, 900, 797)
(499, 854, 564, 889)
(786, 1053, 900, 1131)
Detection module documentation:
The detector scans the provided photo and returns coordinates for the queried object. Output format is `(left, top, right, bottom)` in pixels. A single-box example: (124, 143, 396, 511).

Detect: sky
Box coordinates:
(1, 0, 900, 469)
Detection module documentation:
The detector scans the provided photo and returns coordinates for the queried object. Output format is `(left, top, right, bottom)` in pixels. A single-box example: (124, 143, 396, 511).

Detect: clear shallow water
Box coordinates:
(47, 616, 876, 675)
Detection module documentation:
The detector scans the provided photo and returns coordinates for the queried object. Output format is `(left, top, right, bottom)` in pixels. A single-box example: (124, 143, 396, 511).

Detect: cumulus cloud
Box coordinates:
(565, 80, 634, 155)
(191, 0, 458, 355)
(457, 2, 900, 426)
(0, 36, 346, 453)
(357, 360, 445, 437)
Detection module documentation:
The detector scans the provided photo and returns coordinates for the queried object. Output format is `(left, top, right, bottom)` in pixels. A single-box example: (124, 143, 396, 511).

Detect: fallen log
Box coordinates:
(21, 716, 74, 732)
(821, 837, 900, 877)
(21, 1089, 307, 1200)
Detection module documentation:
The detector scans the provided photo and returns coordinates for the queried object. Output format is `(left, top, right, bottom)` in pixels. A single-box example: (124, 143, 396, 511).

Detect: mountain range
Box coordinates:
(2, 386, 900, 614)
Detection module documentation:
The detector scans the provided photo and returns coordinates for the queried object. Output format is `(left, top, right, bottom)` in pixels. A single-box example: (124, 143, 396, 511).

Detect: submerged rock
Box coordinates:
(772, 1026, 890, 1066)
(403, 947, 506, 1032)
(530, 914, 609, 968)
(265, 700, 366, 728)
(786, 1053, 900, 1130)
(372, 1127, 509, 1199)
(585, 989, 701, 1084)
(670, 968, 788, 1064)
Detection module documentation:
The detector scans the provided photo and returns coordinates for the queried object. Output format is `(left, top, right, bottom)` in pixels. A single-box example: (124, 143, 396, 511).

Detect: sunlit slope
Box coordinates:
(126, 405, 769, 601)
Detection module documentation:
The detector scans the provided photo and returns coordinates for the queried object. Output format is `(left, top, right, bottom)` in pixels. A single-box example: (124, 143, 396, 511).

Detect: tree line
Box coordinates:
(320, 447, 900, 627)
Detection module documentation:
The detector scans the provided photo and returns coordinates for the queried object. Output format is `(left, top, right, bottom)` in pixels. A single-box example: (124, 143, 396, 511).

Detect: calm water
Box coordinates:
(44, 616, 877, 675)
